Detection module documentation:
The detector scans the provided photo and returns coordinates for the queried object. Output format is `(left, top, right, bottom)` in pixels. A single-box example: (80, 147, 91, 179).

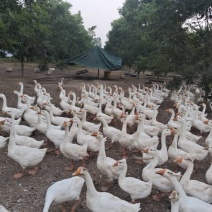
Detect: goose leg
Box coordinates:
(65, 160, 74, 171)
(152, 191, 168, 201)
(70, 198, 81, 212)
(28, 167, 38, 175)
(81, 158, 86, 167)
(100, 181, 113, 192)
(14, 170, 26, 179)
(55, 149, 62, 155)
(122, 148, 131, 159)
(133, 156, 145, 165)
(62, 203, 66, 212)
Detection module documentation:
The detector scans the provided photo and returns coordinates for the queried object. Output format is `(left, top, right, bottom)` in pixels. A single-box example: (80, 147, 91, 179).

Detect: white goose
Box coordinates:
(96, 100, 114, 124)
(22, 95, 40, 127)
(143, 128, 175, 166)
(90, 131, 120, 191)
(40, 110, 65, 148)
(13, 90, 27, 111)
(142, 148, 180, 194)
(18, 81, 35, 104)
(156, 169, 212, 212)
(206, 162, 212, 185)
(43, 176, 84, 212)
(0, 93, 24, 119)
(74, 117, 99, 152)
(203, 120, 212, 146)
(0, 205, 9, 212)
(79, 109, 101, 132)
(177, 117, 208, 161)
(8, 117, 47, 178)
(0, 136, 9, 148)
(4, 114, 44, 148)
(44, 102, 69, 126)
(118, 114, 136, 157)
(0, 118, 35, 136)
(192, 110, 210, 133)
(97, 114, 121, 143)
(150, 106, 167, 132)
(59, 121, 88, 170)
(134, 114, 159, 150)
(168, 132, 195, 169)
(113, 158, 152, 203)
(175, 157, 212, 203)
(72, 167, 141, 212)
(169, 190, 180, 212)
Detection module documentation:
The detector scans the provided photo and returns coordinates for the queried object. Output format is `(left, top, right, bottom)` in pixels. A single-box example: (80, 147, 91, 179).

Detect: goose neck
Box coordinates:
(146, 152, 159, 170)
(71, 93, 76, 106)
(98, 138, 106, 158)
(81, 111, 87, 122)
(16, 95, 22, 107)
(171, 134, 178, 148)
(44, 112, 51, 131)
(100, 117, 108, 128)
(152, 109, 157, 122)
(161, 132, 168, 150)
(168, 175, 187, 199)
(179, 121, 187, 139)
(180, 161, 193, 184)
(98, 101, 103, 113)
(121, 120, 127, 134)
(76, 119, 83, 131)
(118, 164, 127, 183)
(19, 84, 24, 95)
(207, 128, 212, 140)
(49, 104, 54, 119)
(84, 171, 98, 196)
(63, 124, 70, 144)
(8, 122, 16, 147)
(1, 95, 7, 108)
(136, 118, 145, 134)
(170, 110, 175, 120)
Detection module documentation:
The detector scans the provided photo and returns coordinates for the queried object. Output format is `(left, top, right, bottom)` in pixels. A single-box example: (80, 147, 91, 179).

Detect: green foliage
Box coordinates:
(106, 0, 212, 96)
(0, 0, 94, 76)
(167, 76, 182, 90)
(55, 60, 67, 71)
(38, 58, 49, 72)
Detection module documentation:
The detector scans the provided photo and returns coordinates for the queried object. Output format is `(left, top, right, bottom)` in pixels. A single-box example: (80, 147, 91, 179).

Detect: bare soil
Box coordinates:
(0, 62, 210, 212)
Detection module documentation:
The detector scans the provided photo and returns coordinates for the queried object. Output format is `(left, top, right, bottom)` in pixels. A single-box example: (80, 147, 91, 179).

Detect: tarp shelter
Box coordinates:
(65, 46, 122, 79)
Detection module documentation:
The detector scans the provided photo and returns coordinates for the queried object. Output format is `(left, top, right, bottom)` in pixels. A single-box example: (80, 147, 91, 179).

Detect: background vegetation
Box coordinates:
(0, 0, 212, 96)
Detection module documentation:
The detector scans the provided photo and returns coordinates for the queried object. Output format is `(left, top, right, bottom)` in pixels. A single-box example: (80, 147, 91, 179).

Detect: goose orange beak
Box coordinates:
(112, 161, 119, 167)
(143, 147, 149, 153)
(170, 128, 176, 135)
(90, 131, 98, 136)
(174, 157, 183, 163)
(72, 167, 82, 176)
(0, 120, 6, 125)
(203, 120, 209, 124)
(155, 169, 166, 175)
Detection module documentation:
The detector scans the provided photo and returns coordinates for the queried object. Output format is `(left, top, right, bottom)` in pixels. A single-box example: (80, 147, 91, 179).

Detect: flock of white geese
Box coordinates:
(0, 79, 212, 212)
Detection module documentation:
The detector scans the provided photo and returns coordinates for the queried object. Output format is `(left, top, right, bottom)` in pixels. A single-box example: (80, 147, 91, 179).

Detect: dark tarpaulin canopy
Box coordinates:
(65, 46, 122, 71)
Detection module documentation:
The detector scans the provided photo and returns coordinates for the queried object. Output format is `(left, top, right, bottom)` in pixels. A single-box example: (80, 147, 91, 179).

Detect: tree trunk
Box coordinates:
(21, 59, 24, 77)
(98, 69, 100, 79)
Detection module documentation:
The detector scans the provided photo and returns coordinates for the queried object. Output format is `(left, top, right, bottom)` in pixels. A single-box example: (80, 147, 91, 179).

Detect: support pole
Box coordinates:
(98, 69, 100, 79)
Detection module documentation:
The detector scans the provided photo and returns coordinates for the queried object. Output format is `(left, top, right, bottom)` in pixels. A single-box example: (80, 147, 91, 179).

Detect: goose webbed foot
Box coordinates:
(65, 160, 74, 171)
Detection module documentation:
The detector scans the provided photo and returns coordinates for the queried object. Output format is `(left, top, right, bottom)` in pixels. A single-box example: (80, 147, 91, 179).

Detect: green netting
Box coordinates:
(65, 46, 122, 71)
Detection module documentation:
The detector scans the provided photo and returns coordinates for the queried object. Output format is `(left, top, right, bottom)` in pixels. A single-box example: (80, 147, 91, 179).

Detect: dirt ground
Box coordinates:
(0, 62, 211, 212)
